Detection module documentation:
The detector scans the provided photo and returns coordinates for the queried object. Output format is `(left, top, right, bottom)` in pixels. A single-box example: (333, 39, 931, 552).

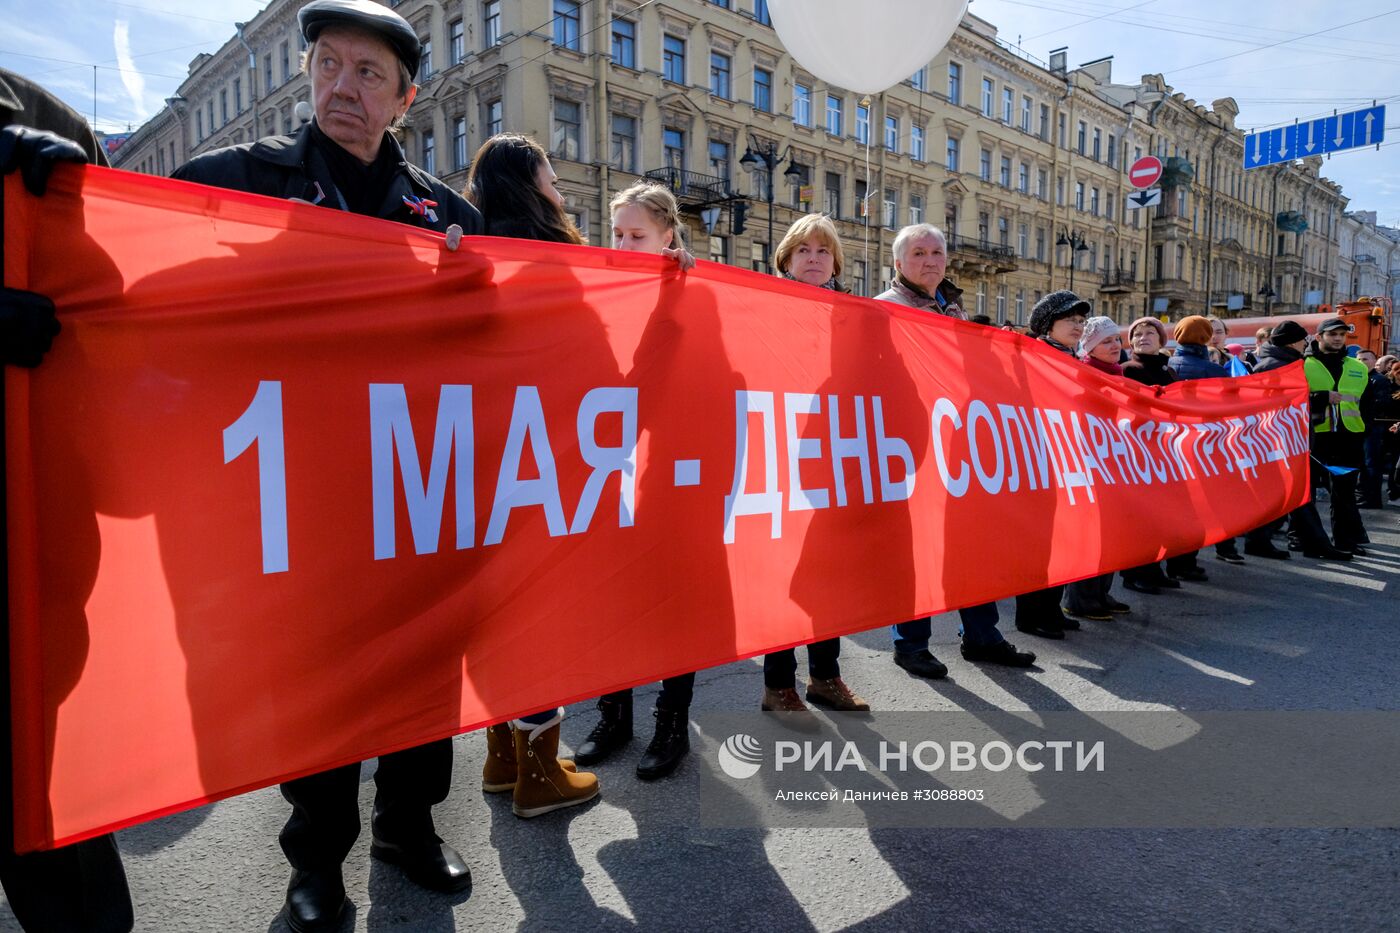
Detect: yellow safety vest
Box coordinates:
(1303, 356, 1367, 433)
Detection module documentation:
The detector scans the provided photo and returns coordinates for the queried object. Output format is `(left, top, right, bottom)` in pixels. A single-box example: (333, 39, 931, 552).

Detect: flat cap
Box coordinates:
(299, 0, 421, 77)
(1316, 317, 1350, 335)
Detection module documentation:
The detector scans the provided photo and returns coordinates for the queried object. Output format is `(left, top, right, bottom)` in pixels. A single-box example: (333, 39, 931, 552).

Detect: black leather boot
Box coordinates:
(285, 867, 347, 933)
(574, 696, 632, 766)
(636, 707, 690, 781)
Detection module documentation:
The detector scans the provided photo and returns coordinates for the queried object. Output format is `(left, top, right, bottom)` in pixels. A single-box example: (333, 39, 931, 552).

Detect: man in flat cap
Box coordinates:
(172, 3, 480, 930)
(1303, 317, 1373, 557)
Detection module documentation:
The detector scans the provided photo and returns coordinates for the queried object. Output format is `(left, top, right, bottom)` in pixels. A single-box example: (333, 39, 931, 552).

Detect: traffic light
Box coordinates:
(731, 201, 748, 235)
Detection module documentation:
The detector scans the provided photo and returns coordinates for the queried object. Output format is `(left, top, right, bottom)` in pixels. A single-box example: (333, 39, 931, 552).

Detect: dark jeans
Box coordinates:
(764, 639, 840, 689)
(1015, 585, 1066, 623)
(1214, 537, 1240, 559)
(1165, 551, 1200, 577)
(603, 672, 696, 713)
(1245, 518, 1285, 548)
(0, 835, 133, 933)
(1122, 561, 1171, 586)
(279, 737, 452, 872)
(1359, 430, 1386, 505)
(1063, 573, 1114, 613)
(1287, 501, 1333, 549)
(1327, 469, 1366, 547)
(893, 602, 1003, 652)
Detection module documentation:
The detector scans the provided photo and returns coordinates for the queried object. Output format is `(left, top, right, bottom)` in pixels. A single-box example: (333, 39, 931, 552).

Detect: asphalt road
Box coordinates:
(4, 514, 1399, 932)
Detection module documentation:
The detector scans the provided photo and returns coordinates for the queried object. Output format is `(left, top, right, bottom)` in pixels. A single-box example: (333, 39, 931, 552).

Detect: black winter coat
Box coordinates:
(1120, 352, 1176, 387)
(172, 123, 482, 234)
(1250, 343, 1303, 374)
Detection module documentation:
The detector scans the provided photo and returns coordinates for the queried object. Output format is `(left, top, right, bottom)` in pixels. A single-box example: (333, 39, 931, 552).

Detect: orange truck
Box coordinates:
(1223, 297, 1393, 356)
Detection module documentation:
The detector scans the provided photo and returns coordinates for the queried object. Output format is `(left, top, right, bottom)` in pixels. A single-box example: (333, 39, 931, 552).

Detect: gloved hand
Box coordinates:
(0, 287, 62, 367)
(0, 125, 87, 196)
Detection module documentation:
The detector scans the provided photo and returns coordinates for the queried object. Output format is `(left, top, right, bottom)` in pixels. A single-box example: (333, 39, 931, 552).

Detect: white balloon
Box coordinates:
(767, 0, 969, 96)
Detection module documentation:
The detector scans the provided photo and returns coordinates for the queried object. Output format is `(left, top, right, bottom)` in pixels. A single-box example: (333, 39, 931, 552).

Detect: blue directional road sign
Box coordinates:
(1243, 104, 1385, 170)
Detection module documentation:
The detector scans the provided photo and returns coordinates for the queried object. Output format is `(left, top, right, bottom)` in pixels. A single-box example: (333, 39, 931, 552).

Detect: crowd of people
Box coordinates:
(1, 1, 1397, 931)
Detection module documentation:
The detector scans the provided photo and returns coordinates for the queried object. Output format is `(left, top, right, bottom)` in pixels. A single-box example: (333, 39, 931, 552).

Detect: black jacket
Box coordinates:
(1250, 343, 1303, 374)
(1120, 352, 1176, 387)
(171, 122, 481, 234)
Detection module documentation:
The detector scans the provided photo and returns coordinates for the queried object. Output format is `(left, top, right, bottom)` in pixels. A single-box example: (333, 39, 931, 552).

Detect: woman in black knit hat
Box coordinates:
(1015, 291, 1091, 639)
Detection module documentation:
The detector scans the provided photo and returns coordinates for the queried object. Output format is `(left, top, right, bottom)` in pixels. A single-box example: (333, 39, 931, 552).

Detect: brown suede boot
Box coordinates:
(483, 722, 577, 794)
(512, 711, 600, 818)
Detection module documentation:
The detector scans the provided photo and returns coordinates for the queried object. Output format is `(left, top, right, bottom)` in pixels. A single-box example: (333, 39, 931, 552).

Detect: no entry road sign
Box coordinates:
(1129, 156, 1163, 189)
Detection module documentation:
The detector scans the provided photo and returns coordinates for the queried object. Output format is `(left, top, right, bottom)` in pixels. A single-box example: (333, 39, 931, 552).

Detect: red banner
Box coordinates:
(4, 168, 1307, 851)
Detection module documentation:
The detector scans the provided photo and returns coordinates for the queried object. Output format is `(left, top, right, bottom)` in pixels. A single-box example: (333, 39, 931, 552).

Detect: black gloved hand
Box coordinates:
(0, 287, 62, 367)
(0, 125, 87, 197)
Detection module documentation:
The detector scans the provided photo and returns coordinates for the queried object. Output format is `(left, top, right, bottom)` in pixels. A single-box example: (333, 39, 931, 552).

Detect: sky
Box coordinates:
(1, 0, 1397, 226)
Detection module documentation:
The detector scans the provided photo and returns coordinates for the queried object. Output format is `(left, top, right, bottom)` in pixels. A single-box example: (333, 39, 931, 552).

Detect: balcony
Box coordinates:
(948, 235, 1017, 274)
(643, 167, 731, 205)
(1100, 269, 1137, 293)
(1149, 277, 1197, 303)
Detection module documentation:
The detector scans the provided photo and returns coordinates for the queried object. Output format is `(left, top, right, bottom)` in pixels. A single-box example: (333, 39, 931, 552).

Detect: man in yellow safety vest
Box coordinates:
(1303, 318, 1373, 554)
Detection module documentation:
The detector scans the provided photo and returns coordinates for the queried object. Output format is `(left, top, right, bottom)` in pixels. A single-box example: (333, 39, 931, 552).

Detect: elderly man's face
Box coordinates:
(310, 25, 416, 163)
(895, 233, 947, 294)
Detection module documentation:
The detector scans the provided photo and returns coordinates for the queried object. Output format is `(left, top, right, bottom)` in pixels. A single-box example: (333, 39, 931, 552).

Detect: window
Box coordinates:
(196, 109, 203, 141)
(483, 1, 501, 48)
(754, 0, 770, 26)
(1107, 133, 1117, 167)
(663, 35, 685, 83)
(708, 139, 730, 182)
(853, 260, 868, 297)
(855, 179, 868, 220)
(825, 95, 842, 135)
(981, 78, 994, 117)
(710, 52, 731, 98)
(1077, 121, 1086, 154)
(1090, 186, 1100, 216)
(553, 0, 581, 50)
(1092, 128, 1101, 161)
(910, 124, 925, 161)
(1018, 162, 1029, 193)
(664, 127, 685, 169)
(824, 171, 841, 216)
(1037, 168, 1047, 199)
(751, 165, 771, 201)
(788, 163, 809, 208)
(947, 62, 961, 104)
(234, 78, 242, 114)
(976, 281, 986, 314)
(220, 89, 228, 125)
(979, 148, 991, 181)
(909, 194, 923, 225)
(552, 99, 581, 160)
(1020, 95, 1031, 132)
(422, 130, 435, 175)
(793, 83, 812, 126)
(281, 41, 290, 84)
(998, 216, 1009, 247)
(1058, 113, 1066, 148)
(207, 101, 214, 133)
(611, 114, 636, 171)
(946, 135, 959, 172)
(1075, 181, 1085, 211)
(1002, 87, 1013, 123)
(884, 188, 897, 228)
(999, 156, 1011, 187)
(611, 19, 635, 67)
(1056, 173, 1064, 205)
(450, 19, 465, 64)
(753, 68, 772, 112)
(1018, 223, 1028, 257)
(1106, 192, 1114, 218)
(855, 103, 869, 144)
(453, 116, 467, 170)
(1036, 227, 1045, 261)
(263, 54, 272, 94)
(885, 115, 898, 152)
(711, 0, 731, 7)
(1015, 290, 1025, 323)
(709, 235, 729, 264)
(996, 287, 1006, 319)
(485, 98, 502, 136)
(418, 38, 432, 79)
(910, 67, 926, 91)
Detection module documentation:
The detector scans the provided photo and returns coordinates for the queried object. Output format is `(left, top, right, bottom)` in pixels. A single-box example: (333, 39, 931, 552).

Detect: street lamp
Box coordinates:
(740, 137, 805, 274)
(1257, 283, 1277, 316)
(1056, 230, 1090, 291)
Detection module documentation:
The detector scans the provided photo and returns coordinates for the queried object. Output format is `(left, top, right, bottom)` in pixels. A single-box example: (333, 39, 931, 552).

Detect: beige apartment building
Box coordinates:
(112, 0, 1358, 325)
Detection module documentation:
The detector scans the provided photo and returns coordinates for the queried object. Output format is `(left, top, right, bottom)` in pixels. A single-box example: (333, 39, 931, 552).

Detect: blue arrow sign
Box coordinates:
(1244, 104, 1386, 170)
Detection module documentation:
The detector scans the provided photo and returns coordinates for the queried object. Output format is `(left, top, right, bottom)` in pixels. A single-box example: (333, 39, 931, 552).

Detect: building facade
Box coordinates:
(112, 0, 1368, 327)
